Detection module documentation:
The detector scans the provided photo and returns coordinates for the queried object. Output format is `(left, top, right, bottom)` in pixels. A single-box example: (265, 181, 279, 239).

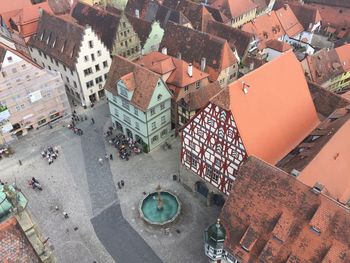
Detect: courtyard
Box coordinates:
(0, 101, 220, 263)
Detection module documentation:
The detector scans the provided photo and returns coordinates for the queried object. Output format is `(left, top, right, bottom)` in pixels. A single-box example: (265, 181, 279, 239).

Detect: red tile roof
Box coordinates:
(211, 0, 257, 20)
(0, 217, 40, 262)
(221, 156, 350, 263)
(211, 51, 320, 165)
(242, 11, 285, 49)
(266, 39, 292, 52)
(275, 4, 304, 37)
(104, 56, 163, 111)
(336, 43, 350, 72)
(160, 22, 237, 81)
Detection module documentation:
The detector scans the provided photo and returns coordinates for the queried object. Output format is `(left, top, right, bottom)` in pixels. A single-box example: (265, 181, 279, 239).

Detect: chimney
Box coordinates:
(242, 82, 249, 94)
(201, 57, 206, 71)
(135, 9, 140, 18)
(188, 63, 193, 77)
(161, 47, 167, 55)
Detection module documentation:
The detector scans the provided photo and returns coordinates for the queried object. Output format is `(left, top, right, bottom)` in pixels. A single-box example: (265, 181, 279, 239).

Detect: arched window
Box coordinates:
(220, 111, 226, 121)
(218, 127, 224, 138)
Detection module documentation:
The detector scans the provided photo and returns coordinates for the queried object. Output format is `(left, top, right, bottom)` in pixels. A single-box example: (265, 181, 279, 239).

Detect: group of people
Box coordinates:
(67, 110, 85, 136)
(41, 146, 59, 165)
(29, 177, 42, 190)
(117, 180, 125, 189)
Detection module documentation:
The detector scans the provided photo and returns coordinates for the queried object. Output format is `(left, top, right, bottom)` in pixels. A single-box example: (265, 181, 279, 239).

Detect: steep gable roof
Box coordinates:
(160, 22, 237, 81)
(303, 48, 344, 85)
(266, 39, 292, 52)
(125, 14, 153, 48)
(0, 217, 41, 262)
(211, 0, 257, 19)
(104, 56, 162, 111)
(28, 11, 84, 69)
(71, 1, 120, 51)
(221, 156, 350, 263)
(336, 43, 350, 72)
(205, 5, 230, 24)
(275, 4, 304, 37)
(205, 20, 254, 58)
(211, 51, 320, 164)
(242, 11, 285, 49)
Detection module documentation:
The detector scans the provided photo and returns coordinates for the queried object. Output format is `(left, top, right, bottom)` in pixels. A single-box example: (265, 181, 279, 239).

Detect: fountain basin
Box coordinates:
(139, 191, 181, 226)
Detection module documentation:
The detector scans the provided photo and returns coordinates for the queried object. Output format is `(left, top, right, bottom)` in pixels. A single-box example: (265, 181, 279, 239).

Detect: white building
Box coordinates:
(28, 11, 111, 106)
(0, 45, 70, 144)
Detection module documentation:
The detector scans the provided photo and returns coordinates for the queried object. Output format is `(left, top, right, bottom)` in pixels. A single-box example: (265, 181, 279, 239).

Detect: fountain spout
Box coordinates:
(156, 185, 163, 210)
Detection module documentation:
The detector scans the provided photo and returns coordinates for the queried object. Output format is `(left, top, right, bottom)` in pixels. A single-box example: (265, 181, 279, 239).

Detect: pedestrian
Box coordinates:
(105, 153, 109, 160)
(117, 181, 121, 189)
(98, 158, 103, 165)
(121, 180, 125, 187)
(109, 154, 113, 160)
(63, 211, 69, 219)
(73, 110, 76, 115)
(18, 160, 22, 166)
(91, 118, 95, 125)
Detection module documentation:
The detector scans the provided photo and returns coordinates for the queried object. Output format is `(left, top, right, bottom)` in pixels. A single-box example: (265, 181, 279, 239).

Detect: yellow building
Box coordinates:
(211, 0, 257, 28)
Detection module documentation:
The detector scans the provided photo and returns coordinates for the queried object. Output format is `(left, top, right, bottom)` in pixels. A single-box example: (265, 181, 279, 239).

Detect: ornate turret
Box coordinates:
(204, 218, 226, 262)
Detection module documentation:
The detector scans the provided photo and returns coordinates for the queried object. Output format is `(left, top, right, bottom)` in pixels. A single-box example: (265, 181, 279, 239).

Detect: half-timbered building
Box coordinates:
(180, 51, 320, 197)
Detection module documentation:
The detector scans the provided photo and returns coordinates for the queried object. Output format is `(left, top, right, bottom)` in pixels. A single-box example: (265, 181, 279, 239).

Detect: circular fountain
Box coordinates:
(139, 185, 181, 226)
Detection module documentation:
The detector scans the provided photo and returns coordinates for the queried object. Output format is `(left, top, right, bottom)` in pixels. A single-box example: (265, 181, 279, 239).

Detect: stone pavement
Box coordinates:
(1, 101, 220, 263)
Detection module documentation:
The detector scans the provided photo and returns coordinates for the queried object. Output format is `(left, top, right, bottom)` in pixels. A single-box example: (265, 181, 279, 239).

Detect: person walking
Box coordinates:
(109, 154, 113, 160)
(91, 118, 95, 125)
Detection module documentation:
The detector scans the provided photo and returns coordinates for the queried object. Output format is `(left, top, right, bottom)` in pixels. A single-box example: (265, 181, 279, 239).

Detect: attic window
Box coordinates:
(7, 56, 13, 62)
(52, 38, 56, 48)
(157, 94, 162, 101)
(312, 182, 324, 194)
(61, 41, 66, 53)
(40, 31, 44, 41)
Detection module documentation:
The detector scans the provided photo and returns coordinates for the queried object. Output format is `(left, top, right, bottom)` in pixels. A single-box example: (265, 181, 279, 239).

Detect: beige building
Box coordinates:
(0, 45, 70, 144)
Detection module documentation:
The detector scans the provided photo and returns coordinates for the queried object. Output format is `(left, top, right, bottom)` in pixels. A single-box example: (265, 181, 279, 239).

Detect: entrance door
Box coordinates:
(98, 89, 105, 99)
(89, 93, 96, 103)
(195, 181, 209, 198)
(135, 135, 143, 144)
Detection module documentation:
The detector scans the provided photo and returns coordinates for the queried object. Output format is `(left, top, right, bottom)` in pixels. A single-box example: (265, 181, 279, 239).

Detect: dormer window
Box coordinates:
(52, 37, 56, 48)
(46, 33, 51, 45)
(61, 41, 66, 53)
(40, 31, 44, 41)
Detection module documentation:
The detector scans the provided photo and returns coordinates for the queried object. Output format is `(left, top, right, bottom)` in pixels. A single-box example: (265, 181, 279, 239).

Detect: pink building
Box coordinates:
(0, 45, 71, 144)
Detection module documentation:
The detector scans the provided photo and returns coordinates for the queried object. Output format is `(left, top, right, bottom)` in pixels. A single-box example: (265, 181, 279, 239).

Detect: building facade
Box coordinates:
(0, 46, 70, 144)
(28, 11, 111, 106)
(72, 2, 141, 60)
(105, 56, 172, 152)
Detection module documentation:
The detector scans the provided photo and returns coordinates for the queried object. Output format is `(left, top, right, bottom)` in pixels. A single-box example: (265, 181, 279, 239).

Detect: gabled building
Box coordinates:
(0, 44, 71, 144)
(136, 51, 211, 129)
(301, 44, 350, 92)
(104, 56, 172, 152)
(180, 51, 320, 195)
(204, 20, 258, 61)
(210, 0, 258, 27)
(28, 11, 111, 106)
(160, 22, 239, 87)
(126, 15, 164, 55)
(209, 156, 350, 263)
(72, 1, 141, 60)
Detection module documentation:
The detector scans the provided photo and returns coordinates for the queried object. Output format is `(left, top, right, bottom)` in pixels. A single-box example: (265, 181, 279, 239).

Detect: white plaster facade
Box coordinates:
(29, 27, 111, 106)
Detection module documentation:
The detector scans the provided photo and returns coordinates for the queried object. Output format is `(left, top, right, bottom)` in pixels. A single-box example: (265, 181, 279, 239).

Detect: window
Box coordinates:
(91, 53, 95, 61)
(55, 60, 59, 66)
(228, 128, 234, 137)
(38, 50, 42, 56)
(1, 72, 7, 78)
(135, 122, 140, 130)
(66, 76, 70, 83)
(206, 165, 212, 178)
(48, 66, 51, 70)
(160, 102, 165, 110)
(123, 22, 126, 28)
(184, 86, 189, 92)
(150, 108, 155, 115)
(191, 155, 198, 168)
(157, 94, 162, 101)
(50, 57, 53, 63)
(44, 53, 47, 59)
(84, 55, 89, 62)
(134, 108, 138, 116)
(227, 180, 233, 191)
(151, 122, 156, 130)
(120, 87, 128, 98)
(88, 40, 93, 48)
(196, 81, 200, 89)
(123, 115, 131, 124)
(84, 67, 93, 76)
(152, 135, 159, 143)
(215, 158, 221, 167)
(122, 99, 129, 110)
(104, 73, 108, 80)
(127, 50, 130, 56)
(220, 111, 226, 121)
(74, 81, 77, 88)
(216, 144, 222, 154)
(218, 127, 224, 138)
(230, 73, 236, 80)
(103, 61, 108, 68)
(208, 119, 214, 127)
(42, 62, 45, 68)
(70, 69, 74, 76)
(97, 50, 101, 56)
(95, 76, 103, 84)
(161, 116, 166, 124)
(212, 170, 219, 183)
(189, 141, 195, 149)
(114, 108, 119, 117)
(161, 129, 167, 137)
(86, 80, 94, 88)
